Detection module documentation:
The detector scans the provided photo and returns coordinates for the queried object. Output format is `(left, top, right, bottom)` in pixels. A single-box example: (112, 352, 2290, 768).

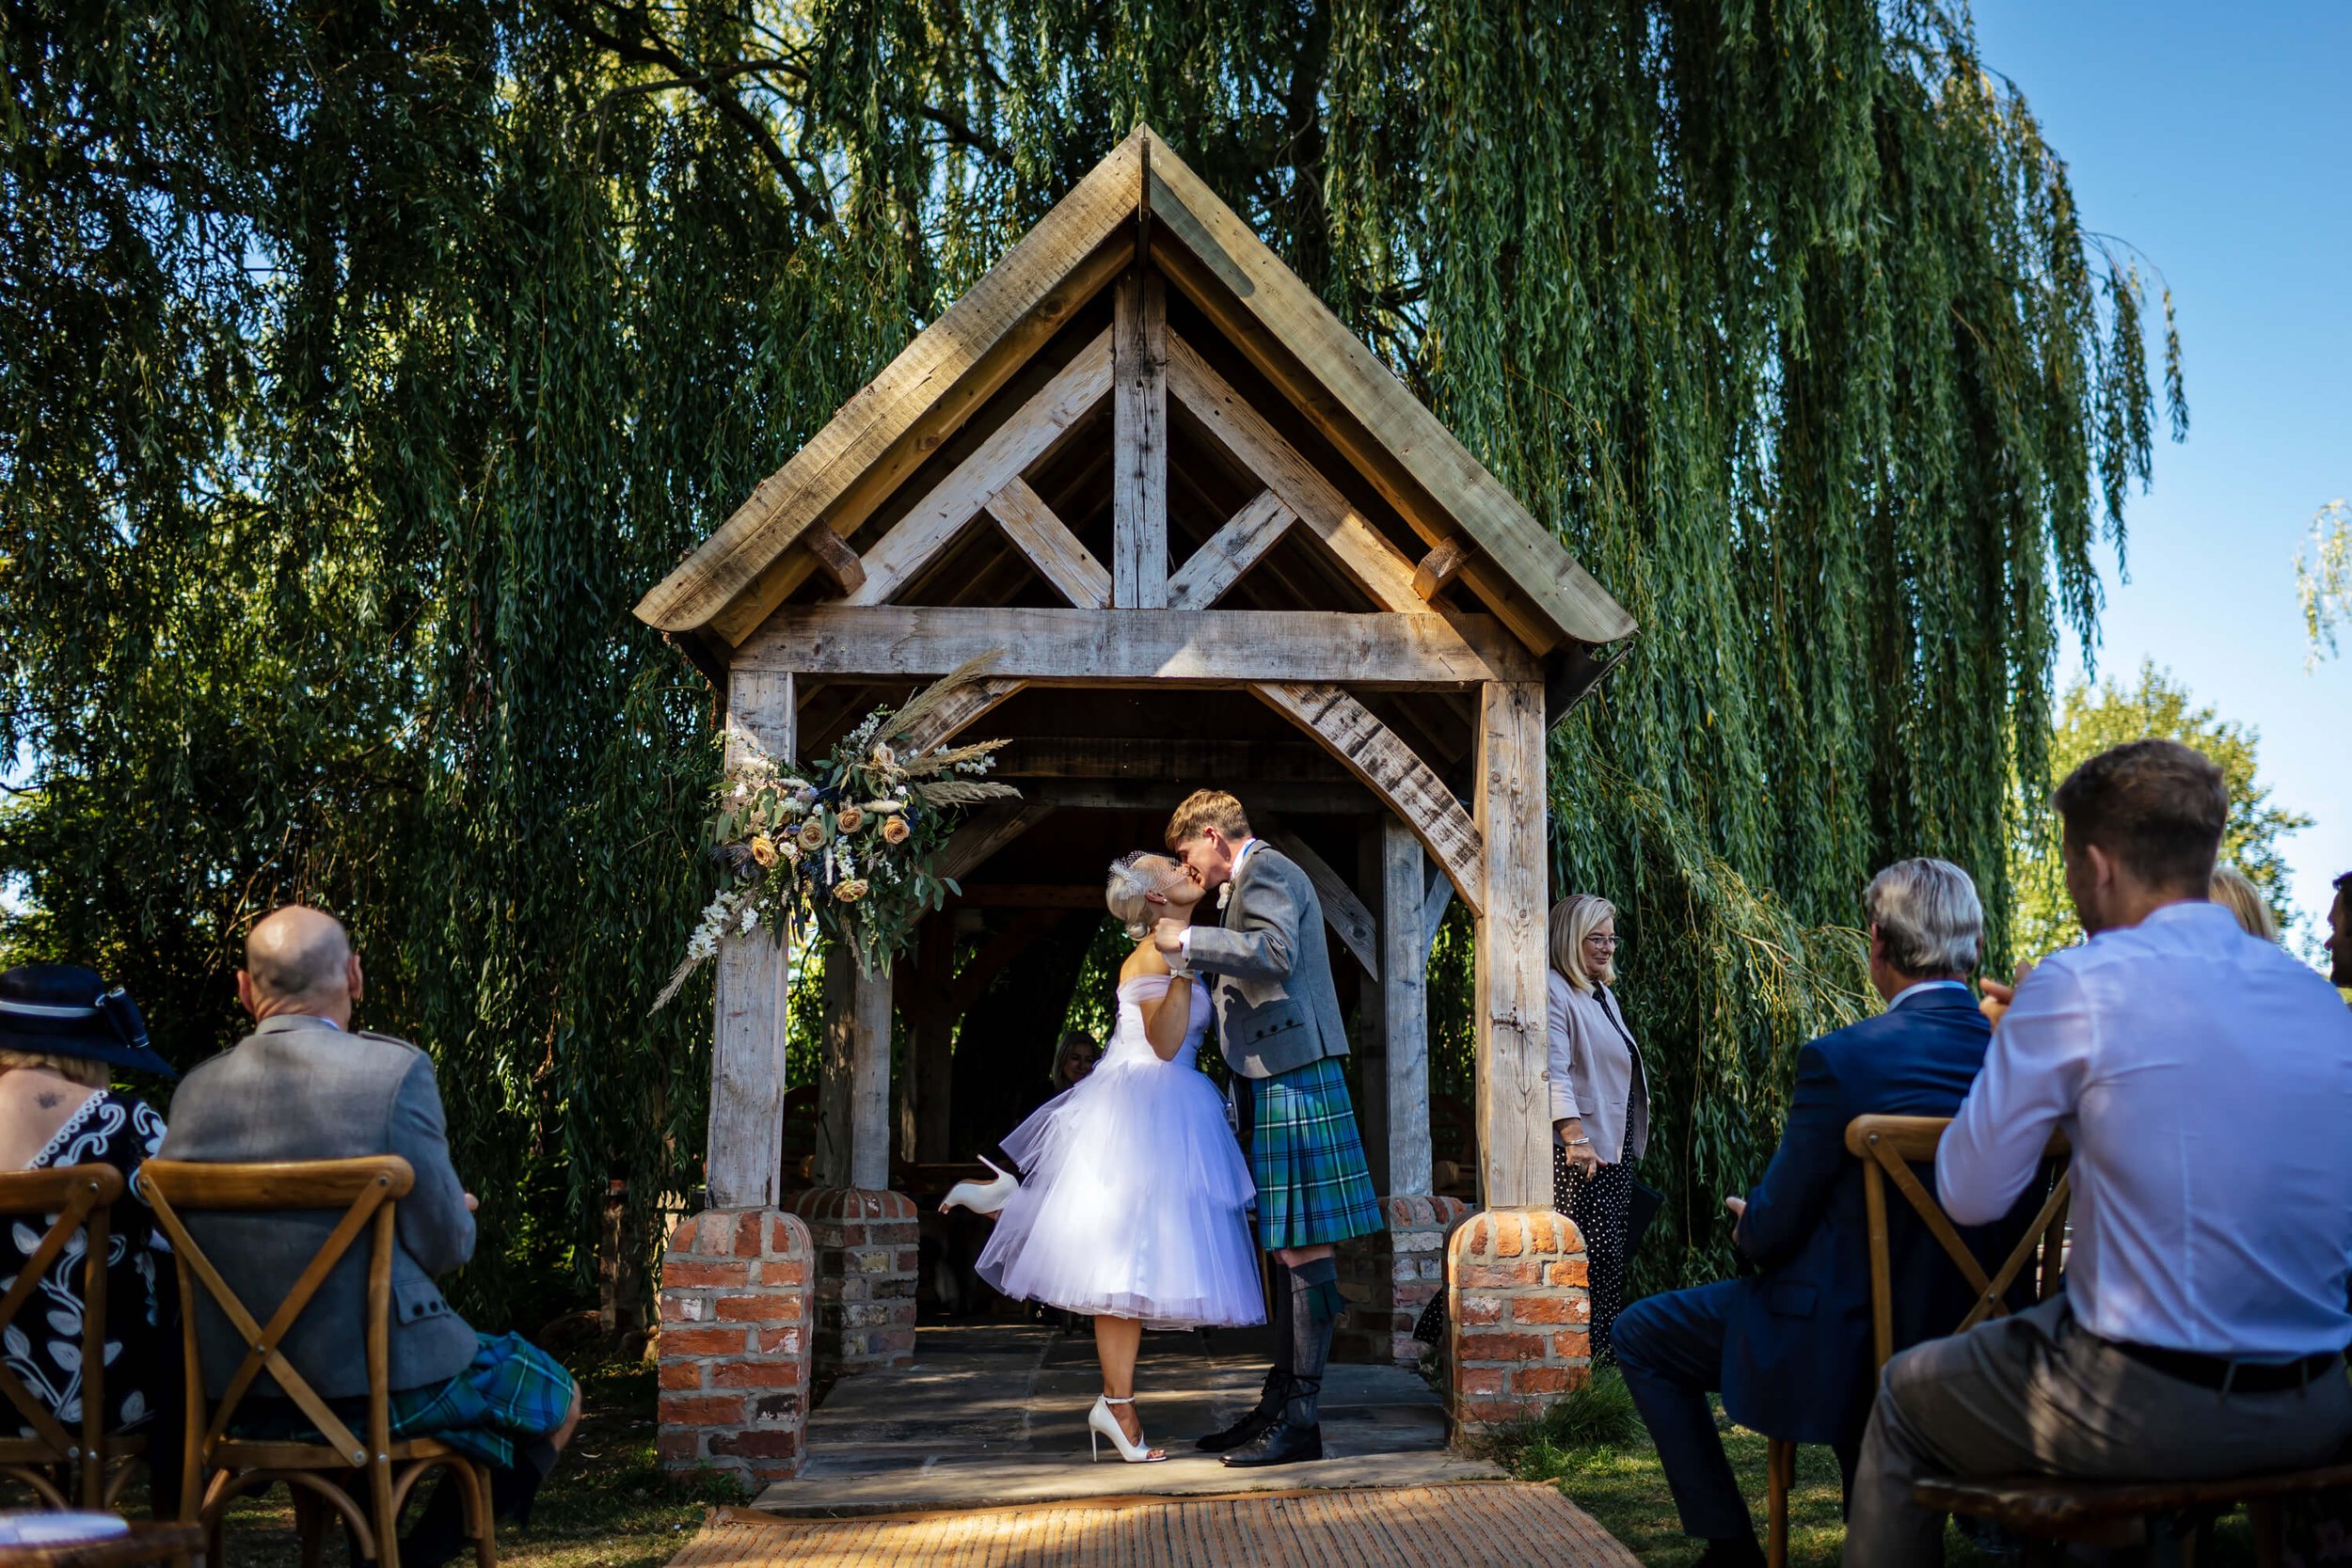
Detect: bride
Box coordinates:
(946, 851, 1263, 1463)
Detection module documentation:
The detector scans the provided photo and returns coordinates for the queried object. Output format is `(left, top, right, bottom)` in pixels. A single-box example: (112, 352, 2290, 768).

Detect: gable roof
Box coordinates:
(635, 125, 1636, 656)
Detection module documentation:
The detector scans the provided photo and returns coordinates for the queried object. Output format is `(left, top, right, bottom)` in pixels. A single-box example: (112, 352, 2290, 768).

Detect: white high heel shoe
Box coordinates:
(1089, 1395, 1167, 1464)
(938, 1155, 1019, 1215)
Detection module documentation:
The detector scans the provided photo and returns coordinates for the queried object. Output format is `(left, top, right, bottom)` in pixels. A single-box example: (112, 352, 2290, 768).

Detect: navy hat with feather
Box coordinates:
(0, 964, 175, 1079)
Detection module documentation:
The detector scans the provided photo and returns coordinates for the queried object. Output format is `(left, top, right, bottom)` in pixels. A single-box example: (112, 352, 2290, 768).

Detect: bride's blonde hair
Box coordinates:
(1105, 851, 1170, 940)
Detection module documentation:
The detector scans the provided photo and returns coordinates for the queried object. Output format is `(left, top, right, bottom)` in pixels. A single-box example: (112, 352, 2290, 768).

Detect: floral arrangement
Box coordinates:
(653, 657, 1020, 1006)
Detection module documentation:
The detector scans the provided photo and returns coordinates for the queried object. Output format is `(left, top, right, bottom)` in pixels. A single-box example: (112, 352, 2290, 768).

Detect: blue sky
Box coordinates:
(1971, 0, 2350, 948)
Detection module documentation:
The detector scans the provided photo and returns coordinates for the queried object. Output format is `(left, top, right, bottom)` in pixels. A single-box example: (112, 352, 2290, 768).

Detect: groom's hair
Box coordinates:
(1166, 789, 1250, 847)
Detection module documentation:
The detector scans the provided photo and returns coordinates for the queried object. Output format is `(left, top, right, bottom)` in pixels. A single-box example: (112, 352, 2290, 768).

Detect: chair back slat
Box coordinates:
(140, 1157, 415, 1471)
(1843, 1114, 2072, 1371)
(0, 1166, 125, 1477)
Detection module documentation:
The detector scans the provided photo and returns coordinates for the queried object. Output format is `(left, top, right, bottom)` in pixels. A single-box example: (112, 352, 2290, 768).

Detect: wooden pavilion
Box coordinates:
(638, 126, 1635, 1402)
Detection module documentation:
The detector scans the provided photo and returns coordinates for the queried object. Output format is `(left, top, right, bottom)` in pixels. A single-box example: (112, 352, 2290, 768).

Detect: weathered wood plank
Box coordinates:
(1112, 273, 1169, 609)
(901, 677, 1026, 754)
(707, 670, 796, 1208)
(848, 957, 894, 1192)
(937, 798, 1060, 884)
(814, 942, 857, 1190)
(1012, 777, 1372, 816)
(845, 331, 1114, 608)
(1165, 489, 1294, 610)
(1165, 334, 1425, 615)
(1422, 861, 1455, 966)
(995, 735, 1352, 784)
(1411, 538, 1471, 602)
(739, 606, 1536, 688)
(1144, 141, 1636, 651)
(1380, 816, 1434, 1197)
(636, 131, 1143, 638)
(1472, 680, 1551, 1209)
(1260, 827, 1379, 981)
(1250, 681, 1485, 915)
(801, 524, 868, 598)
(987, 475, 1113, 609)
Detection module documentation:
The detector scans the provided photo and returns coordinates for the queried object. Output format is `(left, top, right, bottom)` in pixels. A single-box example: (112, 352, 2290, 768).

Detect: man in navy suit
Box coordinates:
(1613, 859, 2020, 1568)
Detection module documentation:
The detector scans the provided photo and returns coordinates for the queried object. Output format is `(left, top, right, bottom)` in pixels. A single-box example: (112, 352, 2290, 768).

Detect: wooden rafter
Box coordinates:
(1112, 273, 1170, 608)
(1250, 681, 1485, 914)
(1259, 826, 1379, 981)
(738, 606, 1537, 687)
(846, 330, 1114, 607)
(901, 677, 1026, 753)
(987, 476, 1112, 609)
(1166, 489, 1294, 610)
(1411, 538, 1470, 602)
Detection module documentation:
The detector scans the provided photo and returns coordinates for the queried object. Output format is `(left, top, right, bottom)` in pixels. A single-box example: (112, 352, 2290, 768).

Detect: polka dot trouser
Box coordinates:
(1552, 1149, 1633, 1367)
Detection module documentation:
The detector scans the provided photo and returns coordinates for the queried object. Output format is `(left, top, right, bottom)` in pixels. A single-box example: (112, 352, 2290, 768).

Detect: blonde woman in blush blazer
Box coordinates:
(1549, 894, 1650, 1364)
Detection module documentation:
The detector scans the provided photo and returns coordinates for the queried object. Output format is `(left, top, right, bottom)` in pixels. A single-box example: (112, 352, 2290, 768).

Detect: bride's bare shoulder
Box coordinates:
(1119, 941, 1171, 980)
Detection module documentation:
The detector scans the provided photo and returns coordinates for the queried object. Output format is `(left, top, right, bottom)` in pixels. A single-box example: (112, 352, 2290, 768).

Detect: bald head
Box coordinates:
(240, 906, 362, 1025)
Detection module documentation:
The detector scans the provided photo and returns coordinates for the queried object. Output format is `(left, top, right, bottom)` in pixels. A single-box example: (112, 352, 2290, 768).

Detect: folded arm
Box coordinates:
(390, 1053, 477, 1275)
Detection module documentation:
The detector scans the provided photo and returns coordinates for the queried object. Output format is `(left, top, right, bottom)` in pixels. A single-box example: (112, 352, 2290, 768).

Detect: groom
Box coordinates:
(1152, 790, 1383, 1466)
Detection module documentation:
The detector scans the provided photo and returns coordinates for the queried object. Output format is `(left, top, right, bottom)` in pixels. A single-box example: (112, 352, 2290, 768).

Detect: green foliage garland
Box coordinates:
(1, 0, 2178, 1311)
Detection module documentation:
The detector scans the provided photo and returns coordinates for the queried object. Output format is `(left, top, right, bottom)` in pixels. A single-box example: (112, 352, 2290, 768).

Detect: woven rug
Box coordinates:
(672, 1482, 1641, 1568)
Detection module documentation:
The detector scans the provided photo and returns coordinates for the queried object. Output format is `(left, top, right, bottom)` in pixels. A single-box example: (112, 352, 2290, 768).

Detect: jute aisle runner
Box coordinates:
(670, 1482, 1641, 1568)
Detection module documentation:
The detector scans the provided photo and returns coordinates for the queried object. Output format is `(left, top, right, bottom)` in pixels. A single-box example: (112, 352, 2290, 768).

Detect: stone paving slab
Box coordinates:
(754, 1321, 1502, 1516)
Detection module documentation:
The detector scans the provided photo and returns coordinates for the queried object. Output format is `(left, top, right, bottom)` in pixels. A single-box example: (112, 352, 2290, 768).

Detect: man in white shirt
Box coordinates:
(1845, 740, 2352, 1563)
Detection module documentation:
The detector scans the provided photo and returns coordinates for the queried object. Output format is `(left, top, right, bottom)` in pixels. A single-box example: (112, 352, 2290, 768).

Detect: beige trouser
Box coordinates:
(1846, 1295, 2352, 1566)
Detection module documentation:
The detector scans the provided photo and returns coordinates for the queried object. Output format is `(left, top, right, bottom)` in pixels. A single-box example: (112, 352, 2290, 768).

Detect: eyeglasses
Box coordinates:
(1583, 935, 1622, 950)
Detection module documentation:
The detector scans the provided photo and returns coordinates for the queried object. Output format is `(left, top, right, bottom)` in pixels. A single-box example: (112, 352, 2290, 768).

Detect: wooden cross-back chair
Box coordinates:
(0, 1164, 143, 1510)
(1761, 1114, 2073, 1568)
(139, 1157, 492, 1568)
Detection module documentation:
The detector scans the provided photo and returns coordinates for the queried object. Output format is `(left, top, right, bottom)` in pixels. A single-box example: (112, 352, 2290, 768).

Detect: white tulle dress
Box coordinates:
(976, 974, 1265, 1326)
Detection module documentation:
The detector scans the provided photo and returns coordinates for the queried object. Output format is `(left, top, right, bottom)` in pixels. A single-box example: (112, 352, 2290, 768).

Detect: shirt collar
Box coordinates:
(1231, 836, 1261, 874)
(1887, 978, 1972, 1012)
(255, 1012, 342, 1034)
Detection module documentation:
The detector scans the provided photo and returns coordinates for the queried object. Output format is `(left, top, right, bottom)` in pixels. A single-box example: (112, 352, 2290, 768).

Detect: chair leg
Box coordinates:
(373, 1459, 403, 1568)
(469, 1463, 497, 1568)
(1766, 1438, 1794, 1568)
(294, 1487, 328, 1568)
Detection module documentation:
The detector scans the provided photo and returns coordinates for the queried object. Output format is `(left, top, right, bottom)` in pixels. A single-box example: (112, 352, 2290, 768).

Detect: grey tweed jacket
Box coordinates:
(1185, 843, 1350, 1080)
(159, 1015, 479, 1400)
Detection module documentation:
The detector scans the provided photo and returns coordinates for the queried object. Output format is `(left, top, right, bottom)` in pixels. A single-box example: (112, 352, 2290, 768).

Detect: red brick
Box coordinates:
(1490, 1217, 1527, 1258)
(712, 1359, 805, 1388)
(754, 1327, 803, 1354)
(658, 1392, 747, 1426)
(708, 1430, 803, 1459)
(663, 1259, 751, 1289)
(1456, 1366, 1506, 1395)
(1455, 1261, 1540, 1290)
(1550, 1330, 1593, 1359)
(1457, 1398, 1533, 1425)
(1545, 1259, 1590, 1288)
(1512, 1365, 1591, 1395)
(757, 1258, 808, 1287)
(658, 1360, 706, 1390)
(1457, 1330, 1547, 1361)
(767, 1213, 807, 1255)
(893, 1249, 919, 1272)
(1511, 1294, 1586, 1325)
(1455, 1294, 1504, 1327)
(656, 1429, 704, 1462)
(715, 1294, 802, 1323)
(660, 1326, 749, 1356)
(732, 1213, 766, 1256)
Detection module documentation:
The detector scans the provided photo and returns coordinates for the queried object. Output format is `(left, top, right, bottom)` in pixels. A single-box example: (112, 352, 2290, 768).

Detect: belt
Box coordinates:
(2108, 1338, 2343, 1393)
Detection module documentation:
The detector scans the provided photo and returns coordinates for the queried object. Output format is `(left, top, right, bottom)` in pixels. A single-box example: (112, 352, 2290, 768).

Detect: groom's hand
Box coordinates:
(1152, 917, 1187, 958)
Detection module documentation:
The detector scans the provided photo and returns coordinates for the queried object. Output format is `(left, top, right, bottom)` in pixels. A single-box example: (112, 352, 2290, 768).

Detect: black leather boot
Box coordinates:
(1219, 1417, 1324, 1467)
(1196, 1369, 1287, 1453)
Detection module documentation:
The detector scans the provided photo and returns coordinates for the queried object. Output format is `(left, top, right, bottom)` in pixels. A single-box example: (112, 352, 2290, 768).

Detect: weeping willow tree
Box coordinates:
(1, 0, 2177, 1316)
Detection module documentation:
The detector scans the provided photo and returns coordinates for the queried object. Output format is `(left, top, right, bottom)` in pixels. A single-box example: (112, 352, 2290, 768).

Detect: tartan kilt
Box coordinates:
(1249, 1055, 1382, 1250)
(387, 1331, 576, 1469)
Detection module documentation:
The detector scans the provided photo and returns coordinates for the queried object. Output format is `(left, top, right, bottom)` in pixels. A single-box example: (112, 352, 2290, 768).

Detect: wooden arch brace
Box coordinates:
(1251, 681, 1484, 917)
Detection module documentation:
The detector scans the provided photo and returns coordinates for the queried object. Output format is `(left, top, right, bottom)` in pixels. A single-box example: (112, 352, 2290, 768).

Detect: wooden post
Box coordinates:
(814, 942, 857, 1191)
(707, 670, 794, 1209)
(1355, 825, 1391, 1190)
(849, 959, 894, 1192)
(1379, 816, 1434, 1197)
(911, 915, 956, 1162)
(1471, 680, 1550, 1209)
(1113, 272, 1168, 609)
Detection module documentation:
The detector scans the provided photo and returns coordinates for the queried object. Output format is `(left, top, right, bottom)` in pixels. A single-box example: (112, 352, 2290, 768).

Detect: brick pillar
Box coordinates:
(1337, 1195, 1473, 1364)
(655, 1208, 814, 1493)
(1445, 1207, 1591, 1432)
(790, 1187, 917, 1382)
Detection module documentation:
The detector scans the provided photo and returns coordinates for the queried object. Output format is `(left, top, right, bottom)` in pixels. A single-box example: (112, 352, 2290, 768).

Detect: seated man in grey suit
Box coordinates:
(162, 907, 580, 1566)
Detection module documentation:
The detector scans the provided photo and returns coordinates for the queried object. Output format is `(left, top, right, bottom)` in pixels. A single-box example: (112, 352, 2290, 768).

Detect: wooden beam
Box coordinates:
(1143, 140, 1636, 650)
(987, 475, 1113, 609)
(707, 671, 796, 1208)
(1112, 273, 1169, 608)
(846, 331, 1114, 608)
(995, 736, 1353, 784)
(1411, 538, 1471, 602)
(848, 957, 894, 1192)
(1422, 861, 1455, 966)
(814, 942, 857, 1190)
(636, 130, 1142, 639)
(937, 798, 1060, 884)
(1259, 827, 1378, 981)
(1165, 489, 1294, 610)
(738, 606, 1538, 688)
(1250, 681, 1485, 915)
(1379, 816, 1433, 1197)
(1472, 680, 1551, 1209)
(1165, 334, 1425, 615)
(902, 677, 1026, 753)
(1016, 778, 1373, 816)
(801, 524, 868, 598)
